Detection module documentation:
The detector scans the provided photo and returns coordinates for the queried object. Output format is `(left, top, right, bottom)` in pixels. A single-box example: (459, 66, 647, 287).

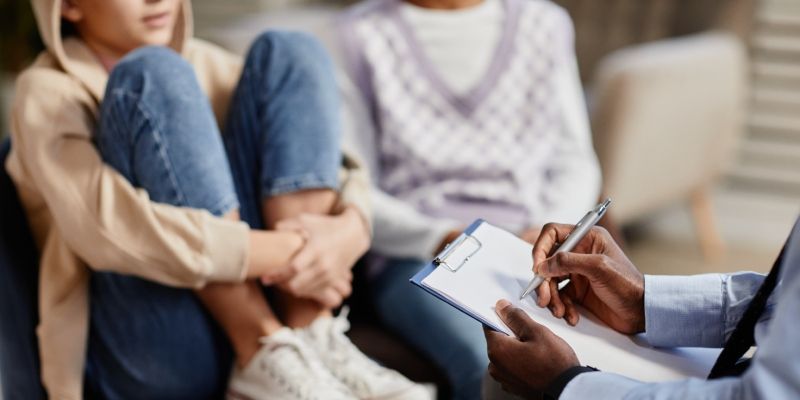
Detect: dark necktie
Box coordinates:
(707, 240, 788, 379)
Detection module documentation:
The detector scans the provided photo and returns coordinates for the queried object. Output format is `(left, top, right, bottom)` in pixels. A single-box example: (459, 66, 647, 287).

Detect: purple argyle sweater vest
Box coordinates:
(339, 0, 573, 229)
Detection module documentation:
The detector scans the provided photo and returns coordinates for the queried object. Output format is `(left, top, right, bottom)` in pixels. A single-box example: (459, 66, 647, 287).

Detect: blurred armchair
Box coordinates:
(557, 0, 754, 260)
(591, 32, 747, 260)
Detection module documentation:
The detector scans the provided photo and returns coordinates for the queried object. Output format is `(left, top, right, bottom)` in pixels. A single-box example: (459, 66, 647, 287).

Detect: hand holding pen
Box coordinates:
(528, 217, 646, 333)
(520, 198, 612, 299)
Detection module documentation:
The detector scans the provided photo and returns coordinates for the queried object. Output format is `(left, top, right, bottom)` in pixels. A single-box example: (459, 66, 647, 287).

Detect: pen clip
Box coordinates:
(433, 233, 482, 272)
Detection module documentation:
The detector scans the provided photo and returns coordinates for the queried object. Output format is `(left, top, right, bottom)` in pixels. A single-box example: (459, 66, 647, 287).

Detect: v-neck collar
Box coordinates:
(389, 0, 521, 117)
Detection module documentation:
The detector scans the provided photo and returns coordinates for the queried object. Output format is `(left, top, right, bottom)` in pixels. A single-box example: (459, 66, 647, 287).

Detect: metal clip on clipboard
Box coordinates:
(433, 233, 483, 272)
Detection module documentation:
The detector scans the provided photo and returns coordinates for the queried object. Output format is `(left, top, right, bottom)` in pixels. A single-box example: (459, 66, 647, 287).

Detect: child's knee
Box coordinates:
(108, 46, 193, 91)
(246, 30, 333, 78)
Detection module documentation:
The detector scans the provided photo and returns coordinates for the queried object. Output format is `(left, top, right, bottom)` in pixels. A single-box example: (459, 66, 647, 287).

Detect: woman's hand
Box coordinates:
(271, 206, 370, 308)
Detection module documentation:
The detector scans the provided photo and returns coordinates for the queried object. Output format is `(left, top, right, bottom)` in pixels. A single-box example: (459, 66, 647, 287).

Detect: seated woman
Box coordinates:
(335, 0, 602, 398)
(5, 0, 426, 398)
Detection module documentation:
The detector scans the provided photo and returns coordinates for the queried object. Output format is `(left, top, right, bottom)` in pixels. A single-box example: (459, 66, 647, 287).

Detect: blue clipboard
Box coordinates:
(409, 219, 508, 333)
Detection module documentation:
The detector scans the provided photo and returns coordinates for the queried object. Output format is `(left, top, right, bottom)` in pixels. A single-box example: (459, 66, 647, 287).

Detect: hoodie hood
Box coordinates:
(30, 0, 193, 100)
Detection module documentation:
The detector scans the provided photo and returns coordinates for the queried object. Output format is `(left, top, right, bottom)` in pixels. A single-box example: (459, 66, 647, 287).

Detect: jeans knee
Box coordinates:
(101, 45, 211, 145)
(108, 46, 194, 94)
(245, 30, 334, 83)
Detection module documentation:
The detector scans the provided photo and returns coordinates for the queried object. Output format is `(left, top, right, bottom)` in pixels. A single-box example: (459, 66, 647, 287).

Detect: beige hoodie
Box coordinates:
(5, 0, 370, 398)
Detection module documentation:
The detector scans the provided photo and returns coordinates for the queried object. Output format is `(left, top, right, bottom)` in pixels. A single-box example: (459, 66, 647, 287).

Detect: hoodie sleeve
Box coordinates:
(10, 68, 250, 289)
(337, 151, 373, 231)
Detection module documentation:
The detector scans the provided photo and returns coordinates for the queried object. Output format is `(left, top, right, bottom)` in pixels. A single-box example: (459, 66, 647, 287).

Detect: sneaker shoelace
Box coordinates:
(259, 335, 349, 400)
(325, 307, 398, 393)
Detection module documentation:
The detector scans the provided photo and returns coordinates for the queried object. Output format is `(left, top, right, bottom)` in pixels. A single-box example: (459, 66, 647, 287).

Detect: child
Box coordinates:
(336, 0, 602, 398)
(6, 0, 426, 398)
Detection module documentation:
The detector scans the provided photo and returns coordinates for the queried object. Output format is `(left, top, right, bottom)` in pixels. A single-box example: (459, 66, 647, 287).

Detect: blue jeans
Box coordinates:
(84, 31, 341, 399)
(371, 258, 489, 400)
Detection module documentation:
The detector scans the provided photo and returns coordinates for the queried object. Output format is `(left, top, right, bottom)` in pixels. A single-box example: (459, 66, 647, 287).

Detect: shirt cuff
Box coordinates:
(545, 366, 598, 399)
(200, 214, 250, 284)
(644, 274, 726, 348)
(560, 371, 642, 400)
(336, 153, 373, 232)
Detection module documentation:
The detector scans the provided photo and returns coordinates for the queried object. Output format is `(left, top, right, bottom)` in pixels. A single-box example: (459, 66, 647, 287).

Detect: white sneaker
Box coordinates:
(227, 327, 356, 400)
(297, 307, 433, 400)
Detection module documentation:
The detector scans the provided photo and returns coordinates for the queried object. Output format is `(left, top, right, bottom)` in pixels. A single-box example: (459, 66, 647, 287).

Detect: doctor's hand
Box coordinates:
(533, 223, 645, 334)
(484, 299, 579, 398)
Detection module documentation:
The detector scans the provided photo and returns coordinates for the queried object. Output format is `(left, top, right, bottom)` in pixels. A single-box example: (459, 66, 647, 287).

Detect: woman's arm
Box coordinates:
(535, 12, 602, 226)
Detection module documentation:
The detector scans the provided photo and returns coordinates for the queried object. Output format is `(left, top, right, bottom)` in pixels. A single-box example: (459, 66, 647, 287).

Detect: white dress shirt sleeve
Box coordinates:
(644, 272, 767, 348)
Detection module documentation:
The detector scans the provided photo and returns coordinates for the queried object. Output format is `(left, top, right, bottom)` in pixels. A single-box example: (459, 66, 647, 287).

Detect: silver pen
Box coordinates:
(519, 198, 612, 299)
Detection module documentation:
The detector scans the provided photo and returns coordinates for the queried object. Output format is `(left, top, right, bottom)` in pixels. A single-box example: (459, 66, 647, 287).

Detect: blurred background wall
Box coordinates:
(731, 0, 800, 197)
